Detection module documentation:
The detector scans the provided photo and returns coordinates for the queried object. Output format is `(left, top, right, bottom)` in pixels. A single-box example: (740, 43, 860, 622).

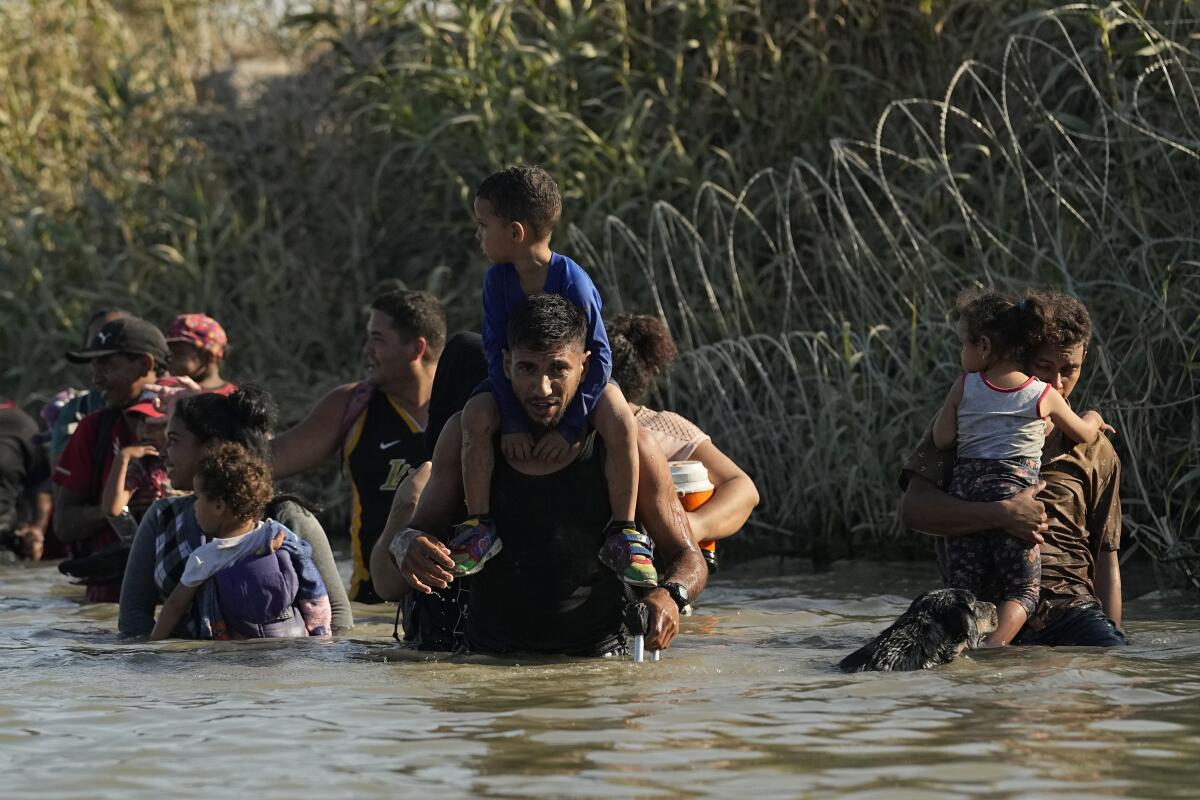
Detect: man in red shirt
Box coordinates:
(53, 317, 169, 602)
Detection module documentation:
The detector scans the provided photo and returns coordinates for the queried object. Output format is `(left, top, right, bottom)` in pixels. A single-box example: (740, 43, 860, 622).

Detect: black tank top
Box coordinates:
(344, 389, 429, 602)
(466, 431, 624, 656)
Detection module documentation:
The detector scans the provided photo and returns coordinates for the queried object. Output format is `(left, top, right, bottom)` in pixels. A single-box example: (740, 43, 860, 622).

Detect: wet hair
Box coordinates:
(173, 384, 277, 461)
(609, 314, 678, 404)
(954, 289, 1049, 363)
(507, 294, 586, 354)
(1030, 290, 1093, 352)
(475, 165, 562, 239)
(369, 289, 447, 361)
(194, 443, 273, 523)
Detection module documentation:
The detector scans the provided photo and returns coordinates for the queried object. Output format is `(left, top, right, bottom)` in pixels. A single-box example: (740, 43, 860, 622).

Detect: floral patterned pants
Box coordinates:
(939, 457, 1041, 616)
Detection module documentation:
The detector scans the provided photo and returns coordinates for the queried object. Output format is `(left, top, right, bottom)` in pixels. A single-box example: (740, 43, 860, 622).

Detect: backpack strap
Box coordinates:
(88, 408, 120, 501)
(336, 381, 375, 464)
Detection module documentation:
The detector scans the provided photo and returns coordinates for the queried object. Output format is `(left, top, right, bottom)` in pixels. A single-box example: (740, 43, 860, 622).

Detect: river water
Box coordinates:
(2, 557, 1199, 799)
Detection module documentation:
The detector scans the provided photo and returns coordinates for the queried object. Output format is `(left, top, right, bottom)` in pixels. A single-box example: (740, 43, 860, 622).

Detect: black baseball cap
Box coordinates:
(66, 316, 169, 365)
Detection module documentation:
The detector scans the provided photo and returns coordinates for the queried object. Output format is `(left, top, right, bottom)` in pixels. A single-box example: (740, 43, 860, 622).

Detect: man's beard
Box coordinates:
(525, 395, 571, 433)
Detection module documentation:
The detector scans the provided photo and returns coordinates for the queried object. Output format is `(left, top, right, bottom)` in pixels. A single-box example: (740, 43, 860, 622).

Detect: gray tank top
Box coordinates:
(957, 372, 1049, 461)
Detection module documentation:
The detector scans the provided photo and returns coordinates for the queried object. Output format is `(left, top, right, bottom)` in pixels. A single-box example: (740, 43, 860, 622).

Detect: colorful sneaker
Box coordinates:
(448, 517, 502, 576)
(598, 525, 658, 588)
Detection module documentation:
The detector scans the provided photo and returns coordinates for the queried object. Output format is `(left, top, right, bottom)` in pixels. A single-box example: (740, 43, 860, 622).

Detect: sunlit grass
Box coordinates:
(2, 1, 1197, 586)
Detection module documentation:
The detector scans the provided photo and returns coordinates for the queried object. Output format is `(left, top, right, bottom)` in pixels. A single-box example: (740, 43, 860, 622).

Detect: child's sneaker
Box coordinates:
(598, 523, 658, 588)
(448, 517, 502, 576)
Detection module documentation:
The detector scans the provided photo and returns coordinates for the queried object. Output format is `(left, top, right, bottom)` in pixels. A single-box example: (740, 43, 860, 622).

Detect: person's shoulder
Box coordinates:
(269, 498, 316, 525)
(1071, 431, 1119, 470)
(146, 493, 197, 523)
(0, 406, 38, 433)
(554, 252, 595, 281)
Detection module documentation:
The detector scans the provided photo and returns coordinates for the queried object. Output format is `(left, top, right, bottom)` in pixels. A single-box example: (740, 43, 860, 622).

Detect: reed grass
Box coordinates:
(2, 1, 1197, 585)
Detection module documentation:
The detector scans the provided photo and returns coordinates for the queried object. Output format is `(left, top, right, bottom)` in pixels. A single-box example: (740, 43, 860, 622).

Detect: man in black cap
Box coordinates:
(53, 316, 168, 602)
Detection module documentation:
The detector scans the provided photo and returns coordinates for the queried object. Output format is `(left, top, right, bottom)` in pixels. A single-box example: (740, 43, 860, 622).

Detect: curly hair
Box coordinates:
(194, 442, 274, 523)
(1030, 290, 1093, 351)
(475, 165, 562, 239)
(609, 313, 678, 404)
(954, 288, 1049, 363)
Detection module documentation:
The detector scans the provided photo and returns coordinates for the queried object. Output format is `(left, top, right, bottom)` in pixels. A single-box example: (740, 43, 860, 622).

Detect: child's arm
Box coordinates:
(556, 269, 611, 444)
(481, 266, 530, 436)
(150, 581, 200, 640)
(1039, 388, 1115, 444)
(100, 445, 158, 517)
(932, 376, 966, 450)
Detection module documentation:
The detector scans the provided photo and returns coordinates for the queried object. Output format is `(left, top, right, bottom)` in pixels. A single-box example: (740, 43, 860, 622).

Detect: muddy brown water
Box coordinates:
(2, 558, 1198, 799)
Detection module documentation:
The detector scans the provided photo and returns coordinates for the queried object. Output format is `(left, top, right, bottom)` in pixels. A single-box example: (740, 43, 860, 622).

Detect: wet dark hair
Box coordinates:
(173, 384, 276, 461)
(507, 294, 586, 354)
(609, 314, 678, 404)
(369, 289, 447, 361)
(954, 289, 1049, 363)
(195, 443, 273, 523)
(475, 165, 562, 239)
(1030, 290, 1092, 351)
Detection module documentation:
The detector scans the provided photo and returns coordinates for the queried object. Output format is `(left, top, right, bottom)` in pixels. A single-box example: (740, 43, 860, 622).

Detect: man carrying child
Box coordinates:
(452, 166, 652, 590)
(901, 290, 1125, 647)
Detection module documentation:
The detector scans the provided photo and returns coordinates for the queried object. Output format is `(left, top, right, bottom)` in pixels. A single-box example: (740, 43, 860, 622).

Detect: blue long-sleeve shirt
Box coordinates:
(482, 252, 611, 443)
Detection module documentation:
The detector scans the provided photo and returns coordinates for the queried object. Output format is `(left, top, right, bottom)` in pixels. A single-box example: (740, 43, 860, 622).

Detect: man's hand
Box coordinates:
(532, 431, 570, 462)
(994, 481, 1048, 544)
(14, 524, 45, 561)
(643, 588, 681, 650)
(501, 432, 534, 462)
(397, 532, 456, 594)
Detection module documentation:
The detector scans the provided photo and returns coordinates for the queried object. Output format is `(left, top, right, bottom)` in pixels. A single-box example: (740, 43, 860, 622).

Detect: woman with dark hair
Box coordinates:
(609, 314, 759, 565)
(118, 386, 352, 637)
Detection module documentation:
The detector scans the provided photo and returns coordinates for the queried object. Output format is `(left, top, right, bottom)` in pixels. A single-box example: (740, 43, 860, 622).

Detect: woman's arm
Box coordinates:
(276, 501, 354, 633)
(118, 499, 167, 637)
(150, 582, 199, 640)
(932, 377, 965, 451)
(685, 440, 759, 543)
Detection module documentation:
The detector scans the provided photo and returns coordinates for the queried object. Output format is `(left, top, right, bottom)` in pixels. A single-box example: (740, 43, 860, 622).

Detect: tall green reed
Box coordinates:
(2, 1, 1197, 584)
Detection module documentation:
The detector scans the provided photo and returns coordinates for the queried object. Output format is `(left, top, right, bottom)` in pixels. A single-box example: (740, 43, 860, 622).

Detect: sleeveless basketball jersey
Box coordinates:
(344, 389, 429, 602)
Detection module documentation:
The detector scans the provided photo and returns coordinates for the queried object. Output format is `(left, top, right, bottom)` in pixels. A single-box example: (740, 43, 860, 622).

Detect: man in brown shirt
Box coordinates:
(900, 291, 1125, 647)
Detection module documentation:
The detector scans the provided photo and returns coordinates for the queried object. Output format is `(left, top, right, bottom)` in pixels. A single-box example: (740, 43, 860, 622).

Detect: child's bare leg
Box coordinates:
(460, 393, 498, 518)
(592, 383, 638, 521)
(983, 533, 1040, 647)
(984, 600, 1028, 647)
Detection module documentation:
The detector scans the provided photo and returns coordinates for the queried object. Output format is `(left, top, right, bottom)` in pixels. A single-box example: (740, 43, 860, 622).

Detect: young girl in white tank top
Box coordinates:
(932, 290, 1113, 646)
